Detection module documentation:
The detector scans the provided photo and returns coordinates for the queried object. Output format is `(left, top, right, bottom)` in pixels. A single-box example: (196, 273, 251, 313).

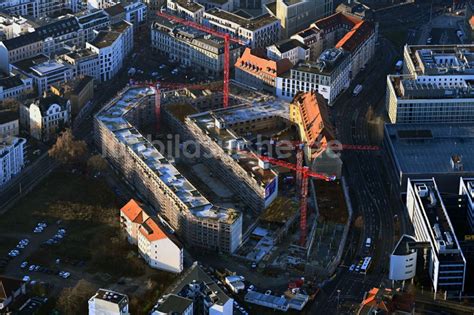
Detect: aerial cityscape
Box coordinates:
(0, 0, 473, 314)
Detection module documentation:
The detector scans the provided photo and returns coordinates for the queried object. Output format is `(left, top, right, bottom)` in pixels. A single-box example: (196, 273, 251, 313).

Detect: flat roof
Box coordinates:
(188, 101, 287, 185)
(385, 123, 474, 175)
(205, 8, 278, 31)
(89, 30, 121, 49)
(292, 48, 349, 76)
(96, 87, 238, 223)
(173, 0, 204, 12)
(392, 234, 417, 256)
(155, 294, 193, 313)
(93, 289, 127, 304)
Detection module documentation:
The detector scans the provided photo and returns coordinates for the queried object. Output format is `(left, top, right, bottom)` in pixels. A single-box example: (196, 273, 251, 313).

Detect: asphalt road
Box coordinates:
(310, 37, 408, 313)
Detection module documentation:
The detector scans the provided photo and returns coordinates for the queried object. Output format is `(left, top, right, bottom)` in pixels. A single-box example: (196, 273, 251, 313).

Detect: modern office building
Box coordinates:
(88, 289, 129, 315)
(276, 48, 351, 105)
(389, 234, 418, 282)
(406, 178, 466, 296)
(383, 123, 474, 192)
(151, 16, 242, 77)
(386, 45, 474, 124)
(203, 8, 280, 49)
(459, 177, 474, 232)
(0, 137, 25, 186)
(95, 86, 243, 253)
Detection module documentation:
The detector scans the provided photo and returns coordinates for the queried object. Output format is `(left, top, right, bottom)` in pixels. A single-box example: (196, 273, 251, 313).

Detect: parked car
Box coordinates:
(20, 261, 28, 269)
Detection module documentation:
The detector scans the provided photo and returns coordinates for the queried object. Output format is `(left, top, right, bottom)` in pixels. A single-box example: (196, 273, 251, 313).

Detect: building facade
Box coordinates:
(0, 137, 25, 186)
(0, 110, 19, 138)
(88, 289, 129, 315)
(234, 47, 293, 93)
(203, 8, 280, 49)
(276, 48, 351, 105)
(406, 178, 466, 296)
(459, 178, 474, 232)
(151, 17, 241, 77)
(267, 38, 310, 65)
(0, 72, 33, 100)
(95, 86, 243, 253)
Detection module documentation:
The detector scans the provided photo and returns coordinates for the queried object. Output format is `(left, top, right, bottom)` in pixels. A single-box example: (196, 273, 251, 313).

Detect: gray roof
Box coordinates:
(2, 32, 41, 50)
(154, 294, 193, 313)
(272, 38, 308, 53)
(385, 123, 474, 175)
(36, 16, 80, 39)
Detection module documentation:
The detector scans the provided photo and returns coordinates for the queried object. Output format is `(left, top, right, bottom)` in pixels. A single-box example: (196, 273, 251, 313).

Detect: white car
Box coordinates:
(349, 264, 355, 272)
(29, 265, 36, 271)
(20, 261, 28, 269)
(62, 272, 71, 279)
(265, 290, 272, 295)
(22, 276, 30, 282)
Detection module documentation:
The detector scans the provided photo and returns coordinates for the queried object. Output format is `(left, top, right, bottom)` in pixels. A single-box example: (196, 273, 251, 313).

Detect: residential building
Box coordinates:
(276, 48, 351, 105)
(0, 137, 25, 186)
(151, 262, 233, 315)
(289, 91, 342, 177)
(36, 16, 84, 57)
(185, 101, 283, 211)
(388, 234, 418, 282)
(22, 93, 71, 141)
(269, 0, 333, 39)
(166, 0, 205, 23)
(0, 13, 35, 41)
(0, 0, 83, 18)
(121, 0, 147, 31)
(383, 123, 474, 192)
(88, 289, 129, 315)
(0, 276, 27, 311)
(0, 32, 43, 67)
(386, 45, 474, 124)
(76, 9, 111, 42)
(50, 75, 94, 116)
(151, 17, 241, 77)
(142, 0, 162, 11)
(267, 38, 309, 65)
(459, 178, 474, 232)
(0, 71, 33, 100)
(138, 217, 184, 273)
(203, 8, 280, 49)
(0, 110, 19, 138)
(234, 47, 293, 93)
(86, 21, 133, 82)
(58, 48, 100, 81)
(12, 55, 75, 95)
(196, 0, 233, 11)
(406, 178, 466, 296)
(104, 3, 126, 25)
(88, 0, 115, 10)
(95, 86, 243, 253)
(120, 199, 149, 245)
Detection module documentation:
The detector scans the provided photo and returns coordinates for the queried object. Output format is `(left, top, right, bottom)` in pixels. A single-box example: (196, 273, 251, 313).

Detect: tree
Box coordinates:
(87, 154, 108, 173)
(0, 98, 20, 111)
(56, 280, 96, 314)
(354, 216, 364, 229)
(48, 129, 87, 165)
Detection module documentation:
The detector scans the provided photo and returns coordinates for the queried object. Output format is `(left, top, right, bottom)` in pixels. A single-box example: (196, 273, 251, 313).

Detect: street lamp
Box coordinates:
(337, 289, 341, 313)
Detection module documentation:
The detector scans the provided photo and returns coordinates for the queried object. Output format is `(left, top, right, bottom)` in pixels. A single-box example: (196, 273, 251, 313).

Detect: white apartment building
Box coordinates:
(386, 45, 474, 124)
(13, 55, 74, 95)
(86, 21, 132, 82)
(0, 0, 83, 18)
(151, 18, 241, 77)
(0, 137, 25, 186)
(88, 289, 129, 315)
(59, 48, 100, 81)
(76, 9, 111, 42)
(22, 94, 71, 141)
(87, 0, 114, 10)
(122, 0, 147, 31)
(0, 14, 35, 41)
(120, 199, 149, 245)
(459, 178, 474, 232)
(167, 0, 205, 23)
(0, 72, 33, 100)
(406, 178, 466, 296)
(0, 32, 43, 68)
(276, 48, 351, 105)
(267, 38, 309, 65)
(203, 8, 280, 49)
(38, 16, 84, 57)
(0, 110, 19, 139)
(138, 217, 184, 273)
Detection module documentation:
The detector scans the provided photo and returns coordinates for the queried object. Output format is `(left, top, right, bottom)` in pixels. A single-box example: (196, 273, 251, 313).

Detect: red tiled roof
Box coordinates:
(235, 48, 293, 77)
(313, 12, 360, 31)
(335, 20, 374, 53)
(292, 92, 335, 156)
(139, 217, 169, 242)
(120, 199, 144, 224)
(470, 16, 474, 27)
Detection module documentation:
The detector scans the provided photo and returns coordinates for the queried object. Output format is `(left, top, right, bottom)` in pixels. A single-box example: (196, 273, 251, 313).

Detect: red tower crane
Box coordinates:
(130, 80, 222, 131)
(256, 154, 336, 246)
(155, 11, 246, 108)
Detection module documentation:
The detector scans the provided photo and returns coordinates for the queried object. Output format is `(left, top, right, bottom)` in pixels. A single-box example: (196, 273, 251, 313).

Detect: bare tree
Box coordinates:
(87, 154, 108, 172)
(354, 216, 364, 229)
(56, 280, 96, 314)
(48, 129, 87, 165)
(0, 98, 20, 111)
